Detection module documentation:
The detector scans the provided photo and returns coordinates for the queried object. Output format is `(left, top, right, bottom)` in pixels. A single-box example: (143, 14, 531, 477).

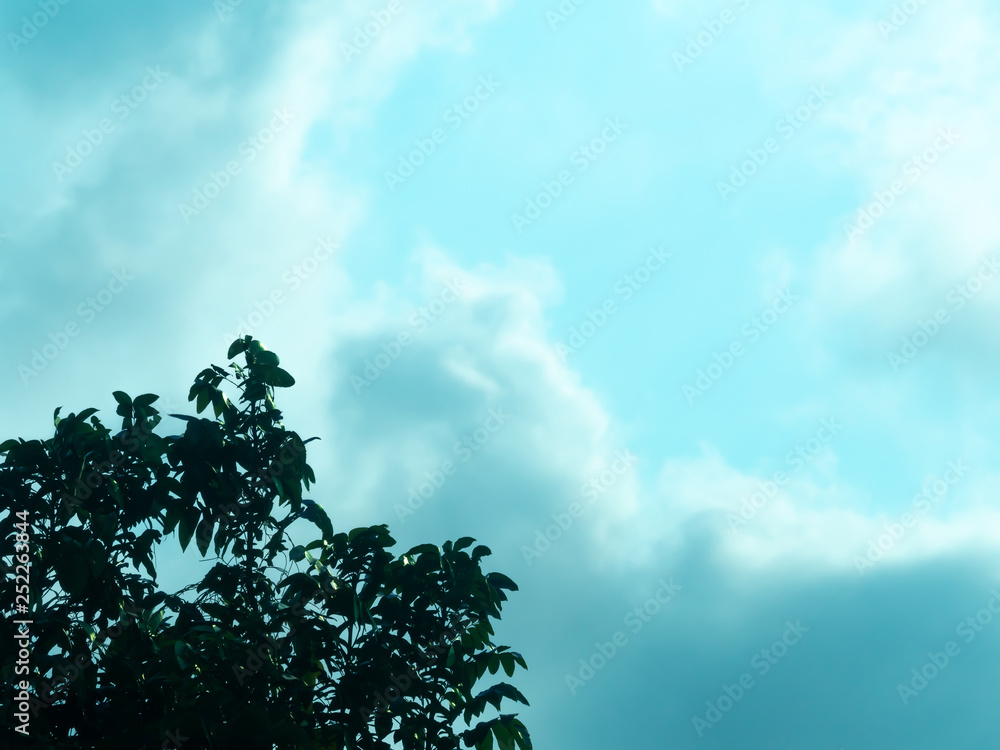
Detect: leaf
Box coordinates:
(300, 500, 333, 541)
(277, 572, 319, 595)
(143, 591, 168, 609)
(133, 393, 160, 408)
(487, 572, 518, 592)
(374, 710, 392, 739)
(174, 640, 192, 669)
(289, 545, 306, 562)
(510, 720, 532, 750)
(86, 539, 108, 577)
(227, 337, 249, 358)
(493, 723, 515, 750)
(256, 350, 280, 367)
(506, 723, 535, 750)
(195, 387, 212, 415)
(201, 602, 233, 622)
(195, 516, 215, 556)
(408, 543, 440, 558)
(454, 536, 476, 552)
(496, 683, 529, 705)
(211, 390, 231, 418)
(464, 723, 491, 749)
(178, 507, 199, 552)
(261, 366, 296, 388)
(500, 653, 515, 678)
(55, 555, 88, 597)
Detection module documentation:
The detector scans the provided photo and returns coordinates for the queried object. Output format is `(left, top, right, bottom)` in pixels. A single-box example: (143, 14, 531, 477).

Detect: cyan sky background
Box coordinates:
(3, 0, 1000, 746)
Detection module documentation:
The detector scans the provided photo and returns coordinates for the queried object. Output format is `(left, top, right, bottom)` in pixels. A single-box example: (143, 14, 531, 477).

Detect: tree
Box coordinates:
(1, 337, 532, 750)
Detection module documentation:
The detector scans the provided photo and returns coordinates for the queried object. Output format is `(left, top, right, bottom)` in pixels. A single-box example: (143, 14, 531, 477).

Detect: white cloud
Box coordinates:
(788, 0, 1000, 325)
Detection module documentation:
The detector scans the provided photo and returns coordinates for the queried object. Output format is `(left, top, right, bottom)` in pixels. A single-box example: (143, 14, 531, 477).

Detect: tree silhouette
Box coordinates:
(1, 337, 531, 750)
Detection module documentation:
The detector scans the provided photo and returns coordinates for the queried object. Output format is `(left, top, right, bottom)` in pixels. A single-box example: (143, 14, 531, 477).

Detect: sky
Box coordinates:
(3, 0, 1000, 746)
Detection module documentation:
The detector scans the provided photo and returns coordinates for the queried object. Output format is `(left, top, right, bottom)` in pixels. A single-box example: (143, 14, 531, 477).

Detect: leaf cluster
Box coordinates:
(0, 337, 531, 750)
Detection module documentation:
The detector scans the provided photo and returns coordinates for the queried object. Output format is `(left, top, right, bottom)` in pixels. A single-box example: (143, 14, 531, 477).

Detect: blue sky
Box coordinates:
(3, 0, 1000, 746)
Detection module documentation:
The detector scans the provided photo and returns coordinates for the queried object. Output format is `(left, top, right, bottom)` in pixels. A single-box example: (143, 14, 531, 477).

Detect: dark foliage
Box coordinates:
(1, 337, 531, 750)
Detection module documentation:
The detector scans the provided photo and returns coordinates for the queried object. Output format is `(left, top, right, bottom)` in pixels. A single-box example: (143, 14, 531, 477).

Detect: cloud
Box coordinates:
(7, 1, 1000, 746)
(0, 0, 508, 436)
(780, 0, 1000, 341)
(318, 245, 632, 547)
(309, 240, 1000, 748)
